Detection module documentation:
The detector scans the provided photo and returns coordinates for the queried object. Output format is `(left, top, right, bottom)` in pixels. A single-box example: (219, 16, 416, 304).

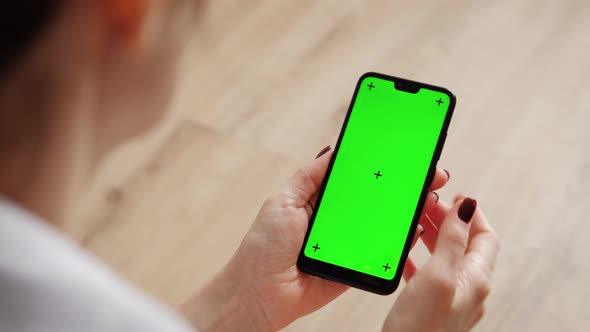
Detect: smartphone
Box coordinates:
(297, 72, 455, 295)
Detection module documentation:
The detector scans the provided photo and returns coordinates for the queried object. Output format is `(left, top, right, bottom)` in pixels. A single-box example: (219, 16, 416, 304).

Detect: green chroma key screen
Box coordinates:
(304, 76, 451, 280)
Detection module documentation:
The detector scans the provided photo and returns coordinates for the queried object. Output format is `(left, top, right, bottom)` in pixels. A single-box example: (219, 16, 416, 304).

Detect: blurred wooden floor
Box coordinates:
(73, 0, 590, 331)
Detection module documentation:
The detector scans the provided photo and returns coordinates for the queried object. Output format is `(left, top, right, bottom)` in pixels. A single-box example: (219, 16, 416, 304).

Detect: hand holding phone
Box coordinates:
(187, 73, 456, 330)
(187, 139, 451, 331)
(297, 72, 456, 294)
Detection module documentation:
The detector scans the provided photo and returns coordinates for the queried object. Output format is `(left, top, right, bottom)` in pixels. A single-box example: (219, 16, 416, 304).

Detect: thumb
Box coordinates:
(433, 197, 477, 269)
(282, 145, 333, 206)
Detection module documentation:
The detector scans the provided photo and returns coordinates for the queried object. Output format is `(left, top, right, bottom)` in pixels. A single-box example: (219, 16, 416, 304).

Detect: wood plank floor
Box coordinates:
(74, 0, 590, 330)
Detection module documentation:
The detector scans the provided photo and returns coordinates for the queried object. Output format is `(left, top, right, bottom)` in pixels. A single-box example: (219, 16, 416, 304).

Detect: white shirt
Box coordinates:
(0, 198, 194, 332)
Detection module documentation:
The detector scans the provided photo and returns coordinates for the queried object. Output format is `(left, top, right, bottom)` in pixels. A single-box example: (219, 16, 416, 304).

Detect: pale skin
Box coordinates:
(0, 1, 499, 331)
(385, 194, 498, 331)
(183, 148, 498, 331)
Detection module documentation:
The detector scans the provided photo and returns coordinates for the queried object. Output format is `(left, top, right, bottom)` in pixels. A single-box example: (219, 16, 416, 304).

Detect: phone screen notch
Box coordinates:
(394, 80, 421, 94)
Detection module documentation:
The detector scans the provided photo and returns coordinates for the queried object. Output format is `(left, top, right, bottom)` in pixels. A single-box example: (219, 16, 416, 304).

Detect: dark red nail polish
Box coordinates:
(433, 192, 439, 203)
(443, 169, 451, 181)
(458, 197, 477, 223)
(315, 145, 331, 159)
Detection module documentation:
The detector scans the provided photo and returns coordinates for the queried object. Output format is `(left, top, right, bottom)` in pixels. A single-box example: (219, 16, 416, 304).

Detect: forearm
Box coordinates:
(181, 266, 273, 332)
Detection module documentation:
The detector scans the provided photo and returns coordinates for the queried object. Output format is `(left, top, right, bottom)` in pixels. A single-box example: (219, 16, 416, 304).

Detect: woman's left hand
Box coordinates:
(183, 146, 450, 332)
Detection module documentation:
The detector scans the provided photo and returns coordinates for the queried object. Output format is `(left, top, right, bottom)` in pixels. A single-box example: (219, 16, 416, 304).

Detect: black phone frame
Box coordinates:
(296, 72, 456, 295)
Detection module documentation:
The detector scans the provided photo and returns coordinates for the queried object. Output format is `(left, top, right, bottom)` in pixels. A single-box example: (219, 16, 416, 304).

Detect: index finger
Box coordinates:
(282, 146, 334, 208)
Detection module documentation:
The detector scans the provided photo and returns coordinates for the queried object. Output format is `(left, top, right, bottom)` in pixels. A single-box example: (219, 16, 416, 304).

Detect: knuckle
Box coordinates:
(483, 223, 500, 250)
(261, 192, 288, 212)
(483, 233, 501, 270)
(473, 306, 485, 324)
(262, 195, 278, 208)
(493, 234, 501, 253)
(473, 274, 492, 302)
(475, 283, 491, 302)
(294, 168, 315, 190)
(425, 264, 456, 296)
(293, 167, 307, 182)
(443, 229, 467, 252)
(485, 228, 500, 248)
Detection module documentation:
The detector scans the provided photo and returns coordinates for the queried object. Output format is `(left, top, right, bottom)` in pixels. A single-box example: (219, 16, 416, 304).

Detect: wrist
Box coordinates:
(181, 265, 273, 332)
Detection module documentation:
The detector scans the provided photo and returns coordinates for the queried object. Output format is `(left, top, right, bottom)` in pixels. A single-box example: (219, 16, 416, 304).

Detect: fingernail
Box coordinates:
(315, 145, 331, 159)
(443, 169, 451, 181)
(419, 224, 425, 235)
(432, 192, 439, 204)
(458, 197, 477, 223)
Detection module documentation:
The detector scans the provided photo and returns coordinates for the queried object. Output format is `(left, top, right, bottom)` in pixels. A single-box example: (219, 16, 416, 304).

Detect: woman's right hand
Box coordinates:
(383, 195, 499, 332)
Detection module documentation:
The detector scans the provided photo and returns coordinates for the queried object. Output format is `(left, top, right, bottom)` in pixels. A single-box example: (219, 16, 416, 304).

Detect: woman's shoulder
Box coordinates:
(0, 198, 193, 332)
